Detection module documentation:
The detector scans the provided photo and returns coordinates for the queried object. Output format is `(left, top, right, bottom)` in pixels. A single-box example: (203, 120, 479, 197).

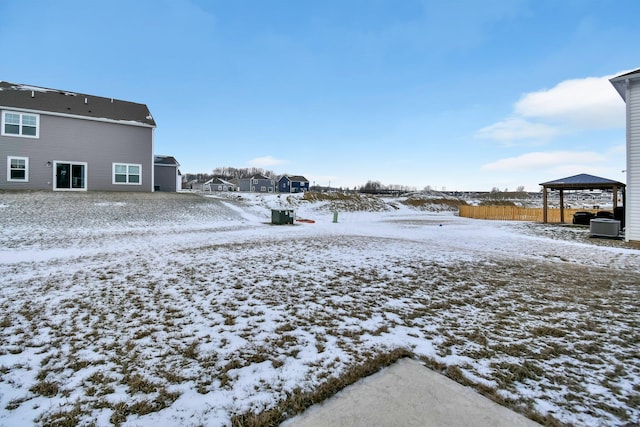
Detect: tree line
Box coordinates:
(183, 167, 277, 184)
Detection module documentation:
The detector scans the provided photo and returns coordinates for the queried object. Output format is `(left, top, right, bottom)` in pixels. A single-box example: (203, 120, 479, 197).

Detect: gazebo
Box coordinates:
(539, 174, 625, 223)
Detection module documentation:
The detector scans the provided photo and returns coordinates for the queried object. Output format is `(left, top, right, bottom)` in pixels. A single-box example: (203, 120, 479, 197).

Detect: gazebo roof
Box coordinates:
(539, 173, 625, 190)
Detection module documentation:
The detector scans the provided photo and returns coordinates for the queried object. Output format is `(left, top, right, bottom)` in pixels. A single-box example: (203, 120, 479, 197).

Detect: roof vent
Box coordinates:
(31, 90, 35, 98)
(84, 97, 88, 104)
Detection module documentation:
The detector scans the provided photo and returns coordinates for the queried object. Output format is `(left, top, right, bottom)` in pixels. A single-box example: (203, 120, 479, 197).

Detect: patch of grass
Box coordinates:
(30, 380, 59, 397)
(5, 396, 30, 410)
(230, 348, 413, 427)
(0, 315, 11, 328)
(530, 325, 567, 338)
(182, 341, 200, 359)
(39, 402, 85, 427)
(492, 360, 544, 387)
(122, 374, 159, 394)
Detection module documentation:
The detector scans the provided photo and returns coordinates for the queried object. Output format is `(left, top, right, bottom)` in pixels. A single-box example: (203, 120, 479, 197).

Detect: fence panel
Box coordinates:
(458, 206, 596, 223)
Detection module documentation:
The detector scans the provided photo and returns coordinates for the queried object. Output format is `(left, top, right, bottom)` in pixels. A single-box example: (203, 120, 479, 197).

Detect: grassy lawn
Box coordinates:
(1, 191, 638, 426)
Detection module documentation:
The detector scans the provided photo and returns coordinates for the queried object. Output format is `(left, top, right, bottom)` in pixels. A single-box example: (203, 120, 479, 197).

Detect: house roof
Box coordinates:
(154, 155, 180, 166)
(539, 173, 625, 190)
(0, 81, 156, 127)
(247, 174, 271, 180)
(204, 177, 235, 185)
(609, 68, 640, 101)
(283, 175, 309, 182)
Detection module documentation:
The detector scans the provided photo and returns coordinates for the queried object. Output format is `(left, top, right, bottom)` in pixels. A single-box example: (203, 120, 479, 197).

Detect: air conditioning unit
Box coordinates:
(590, 218, 621, 238)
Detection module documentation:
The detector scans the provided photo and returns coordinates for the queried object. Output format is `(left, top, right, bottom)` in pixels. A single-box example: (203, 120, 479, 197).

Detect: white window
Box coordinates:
(261, 186, 266, 192)
(113, 163, 141, 185)
(253, 179, 259, 184)
(7, 156, 29, 182)
(2, 111, 39, 138)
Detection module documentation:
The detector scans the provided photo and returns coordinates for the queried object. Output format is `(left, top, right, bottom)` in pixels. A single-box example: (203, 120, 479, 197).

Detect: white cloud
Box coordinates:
(246, 155, 288, 167)
(515, 75, 625, 128)
(475, 117, 559, 145)
(477, 72, 627, 145)
(481, 150, 606, 171)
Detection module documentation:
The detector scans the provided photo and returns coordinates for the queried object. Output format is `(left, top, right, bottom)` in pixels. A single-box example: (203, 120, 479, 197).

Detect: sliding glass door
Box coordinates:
(54, 161, 87, 190)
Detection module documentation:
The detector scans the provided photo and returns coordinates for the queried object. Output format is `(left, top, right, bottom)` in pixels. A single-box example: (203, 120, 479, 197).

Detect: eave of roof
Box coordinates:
(154, 155, 180, 166)
(609, 68, 640, 101)
(0, 81, 156, 127)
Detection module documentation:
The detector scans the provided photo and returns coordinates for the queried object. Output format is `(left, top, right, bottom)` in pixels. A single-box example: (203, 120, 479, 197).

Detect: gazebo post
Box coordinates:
(559, 189, 565, 223)
(542, 186, 548, 223)
(613, 185, 618, 209)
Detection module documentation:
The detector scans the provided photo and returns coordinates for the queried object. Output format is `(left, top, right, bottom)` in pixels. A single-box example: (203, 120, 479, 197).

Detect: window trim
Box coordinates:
(1, 111, 40, 138)
(112, 162, 142, 185)
(7, 156, 29, 182)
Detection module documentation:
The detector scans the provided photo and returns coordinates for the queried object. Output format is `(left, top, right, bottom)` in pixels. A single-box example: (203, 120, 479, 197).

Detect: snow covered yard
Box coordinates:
(1, 191, 639, 426)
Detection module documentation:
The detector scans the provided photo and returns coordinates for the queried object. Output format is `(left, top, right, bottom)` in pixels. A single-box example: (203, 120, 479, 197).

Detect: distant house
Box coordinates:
(0, 81, 156, 191)
(237, 174, 276, 192)
(610, 68, 640, 242)
(154, 155, 181, 192)
(183, 179, 204, 191)
(204, 177, 237, 192)
(278, 175, 310, 193)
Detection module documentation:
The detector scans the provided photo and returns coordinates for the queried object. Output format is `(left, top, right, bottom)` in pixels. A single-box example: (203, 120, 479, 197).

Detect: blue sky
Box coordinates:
(2, 0, 639, 191)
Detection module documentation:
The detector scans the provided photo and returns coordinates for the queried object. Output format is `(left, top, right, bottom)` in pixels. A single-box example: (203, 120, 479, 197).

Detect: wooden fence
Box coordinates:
(458, 205, 596, 223)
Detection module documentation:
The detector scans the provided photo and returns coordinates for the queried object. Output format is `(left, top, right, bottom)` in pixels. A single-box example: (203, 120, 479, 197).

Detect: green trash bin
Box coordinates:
(271, 209, 295, 225)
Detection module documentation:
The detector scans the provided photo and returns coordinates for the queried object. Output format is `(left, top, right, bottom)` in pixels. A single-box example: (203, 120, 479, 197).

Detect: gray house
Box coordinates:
(278, 175, 310, 193)
(154, 155, 181, 192)
(204, 177, 237, 192)
(1, 81, 156, 191)
(236, 174, 276, 192)
(611, 68, 640, 243)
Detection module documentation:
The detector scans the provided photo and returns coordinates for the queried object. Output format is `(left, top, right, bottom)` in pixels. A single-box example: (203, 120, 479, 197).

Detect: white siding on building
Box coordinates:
(627, 80, 640, 241)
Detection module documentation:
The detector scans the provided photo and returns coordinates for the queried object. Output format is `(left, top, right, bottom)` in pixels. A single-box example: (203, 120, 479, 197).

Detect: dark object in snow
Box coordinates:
(271, 209, 295, 225)
(572, 211, 595, 225)
(614, 206, 625, 229)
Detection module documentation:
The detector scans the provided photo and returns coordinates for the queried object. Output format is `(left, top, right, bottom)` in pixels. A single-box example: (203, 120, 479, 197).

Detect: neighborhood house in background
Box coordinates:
(278, 175, 310, 193)
(198, 174, 310, 193)
(0, 80, 177, 192)
(203, 177, 237, 192)
(235, 174, 277, 193)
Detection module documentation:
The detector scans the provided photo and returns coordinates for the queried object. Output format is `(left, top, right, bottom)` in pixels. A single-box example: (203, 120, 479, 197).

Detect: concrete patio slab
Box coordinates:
(281, 358, 540, 427)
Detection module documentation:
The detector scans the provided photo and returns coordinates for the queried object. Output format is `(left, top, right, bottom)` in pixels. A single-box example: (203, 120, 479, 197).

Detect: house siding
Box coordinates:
(627, 79, 640, 241)
(0, 112, 153, 191)
(154, 165, 178, 192)
(278, 176, 309, 193)
(237, 177, 275, 192)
